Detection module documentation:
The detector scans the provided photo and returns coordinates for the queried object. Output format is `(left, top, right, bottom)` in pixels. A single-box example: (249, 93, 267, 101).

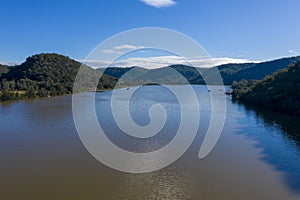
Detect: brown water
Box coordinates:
(1, 85, 300, 199)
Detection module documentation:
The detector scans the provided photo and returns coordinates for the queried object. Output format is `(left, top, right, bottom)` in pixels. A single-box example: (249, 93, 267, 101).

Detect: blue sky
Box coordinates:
(0, 0, 300, 66)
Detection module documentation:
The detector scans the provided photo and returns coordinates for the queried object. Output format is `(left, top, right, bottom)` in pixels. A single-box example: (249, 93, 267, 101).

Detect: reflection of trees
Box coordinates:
(243, 103, 300, 145)
(235, 102, 300, 193)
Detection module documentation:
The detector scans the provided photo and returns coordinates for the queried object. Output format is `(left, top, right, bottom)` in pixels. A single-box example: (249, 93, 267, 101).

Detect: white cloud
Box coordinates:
(0, 61, 20, 66)
(140, 0, 176, 8)
(101, 44, 145, 55)
(101, 49, 122, 55)
(288, 50, 299, 55)
(114, 45, 144, 50)
(83, 56, 259, 69)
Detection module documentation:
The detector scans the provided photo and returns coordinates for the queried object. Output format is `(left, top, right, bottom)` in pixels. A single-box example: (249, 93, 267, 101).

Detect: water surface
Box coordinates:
(1, 85, 300, 199)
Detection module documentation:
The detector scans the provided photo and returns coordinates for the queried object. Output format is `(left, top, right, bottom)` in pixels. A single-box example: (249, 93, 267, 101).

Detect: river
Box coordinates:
(1, 85, 300, 199)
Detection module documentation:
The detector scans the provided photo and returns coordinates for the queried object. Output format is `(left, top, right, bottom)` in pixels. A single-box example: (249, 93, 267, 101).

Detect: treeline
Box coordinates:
(0, 64, 9, 76)
(0, 53, 116, 101)
(217, 56, 300, 84)
(232, 62, 300, 115)
(1, 53, 300, 103)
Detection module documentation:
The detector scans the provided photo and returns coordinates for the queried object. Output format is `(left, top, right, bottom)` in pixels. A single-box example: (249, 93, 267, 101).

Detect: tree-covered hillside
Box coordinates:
(190, 56, 300, 85)
(223, 56, 300, 84)
(98, 65, 202, 85)
(232, 62, 300, 115)
(0, 64, 9, 76)
(137, 65, 202, 84)
(98, 66, 148, 79)
(0, 53, 116, 101)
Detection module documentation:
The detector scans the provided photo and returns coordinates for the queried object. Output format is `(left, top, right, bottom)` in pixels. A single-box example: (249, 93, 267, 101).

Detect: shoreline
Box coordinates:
(0, 84, 231, 104)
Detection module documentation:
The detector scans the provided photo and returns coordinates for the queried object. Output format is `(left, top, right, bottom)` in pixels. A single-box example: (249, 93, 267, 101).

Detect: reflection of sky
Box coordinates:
(117, 166, 194, 200)
(96, 86, 182, 153)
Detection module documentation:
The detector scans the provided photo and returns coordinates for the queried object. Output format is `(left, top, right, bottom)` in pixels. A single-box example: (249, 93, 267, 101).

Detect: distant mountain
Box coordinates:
(98, 65, 204, 85)
(0, 53, 116, 101)
(99, 56, 300, 85)
(221, 56, 300, 84)
(136, 65, 201, 84)
(98, 66, 148, 79)
(232, 62, 300, 115)
(191, 56, 300, 84)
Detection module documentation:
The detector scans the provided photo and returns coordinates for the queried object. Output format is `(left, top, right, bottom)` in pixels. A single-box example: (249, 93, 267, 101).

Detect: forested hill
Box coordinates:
(0, 53, 116, 101)
(232, 62, 300, 115)
(99, 56, 300, 85)
(218, 56, 300, 84)
(190, 56, 300, 84)
(97, 66, 148, 79)
(0, 64, 9, 76)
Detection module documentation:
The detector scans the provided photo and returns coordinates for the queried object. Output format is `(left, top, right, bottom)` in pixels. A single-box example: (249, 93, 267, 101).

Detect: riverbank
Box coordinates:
(232, 62, 300, 116)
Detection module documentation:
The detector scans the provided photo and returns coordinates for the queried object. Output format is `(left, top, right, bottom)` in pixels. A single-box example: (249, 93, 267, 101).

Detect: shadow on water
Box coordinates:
(233, 101, 300, 193)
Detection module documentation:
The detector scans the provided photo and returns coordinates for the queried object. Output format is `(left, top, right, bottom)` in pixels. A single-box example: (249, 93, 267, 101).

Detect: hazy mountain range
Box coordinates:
(98, 55, 300, 85)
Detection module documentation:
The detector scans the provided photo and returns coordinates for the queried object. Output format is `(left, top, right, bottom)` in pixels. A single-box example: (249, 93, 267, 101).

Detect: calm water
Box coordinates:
(1, 85, 300, 199)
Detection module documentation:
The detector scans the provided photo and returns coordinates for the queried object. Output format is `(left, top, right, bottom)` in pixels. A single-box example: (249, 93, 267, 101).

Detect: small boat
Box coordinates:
(225, 91, 233, 95)
(126, 87, 131, 90)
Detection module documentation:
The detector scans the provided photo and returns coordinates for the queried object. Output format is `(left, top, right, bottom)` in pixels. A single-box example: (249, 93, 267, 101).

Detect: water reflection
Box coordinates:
(234, 102, 300, 193)
(243, 104, 300, 144)
(115, 166, 194, 200)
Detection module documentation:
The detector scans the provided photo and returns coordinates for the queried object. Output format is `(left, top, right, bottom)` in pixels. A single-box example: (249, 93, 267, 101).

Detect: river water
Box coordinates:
(1, 85, 300, 199)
